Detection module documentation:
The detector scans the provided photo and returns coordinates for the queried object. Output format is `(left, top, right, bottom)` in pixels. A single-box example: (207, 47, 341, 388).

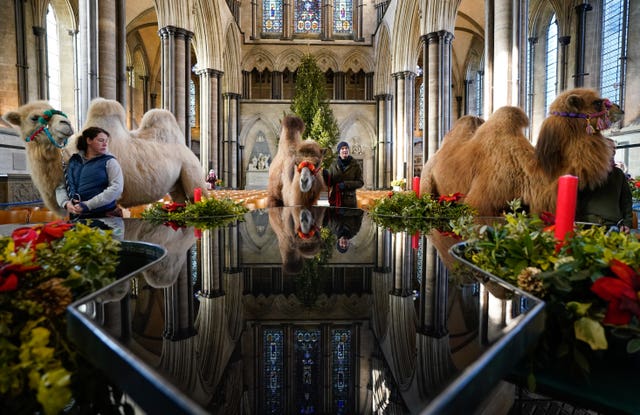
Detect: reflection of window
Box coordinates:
(262, 0, 283, 35)
(46, 5, 60, 109)
(545, 15, 558, 114)
(600, 0, 628, 105)
(333, 0, 353, 35)
(294, 0, 321, 34)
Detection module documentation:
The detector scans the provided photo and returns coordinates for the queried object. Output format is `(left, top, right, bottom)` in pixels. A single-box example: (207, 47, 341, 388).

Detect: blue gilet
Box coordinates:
(66, 153, 117, 214)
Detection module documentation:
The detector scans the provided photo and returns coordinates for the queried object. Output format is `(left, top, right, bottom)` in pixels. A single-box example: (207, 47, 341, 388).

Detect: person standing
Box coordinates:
(56, 126, 124, 218)
(323, 141, 364, 208)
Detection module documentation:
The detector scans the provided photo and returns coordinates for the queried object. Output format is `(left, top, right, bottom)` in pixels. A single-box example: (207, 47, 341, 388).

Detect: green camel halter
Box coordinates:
(25, 109, 69, 149)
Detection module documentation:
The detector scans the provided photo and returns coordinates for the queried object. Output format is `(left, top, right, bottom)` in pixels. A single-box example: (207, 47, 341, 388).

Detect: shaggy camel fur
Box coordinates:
(269, 206, 326, 274)
(4, 99, 206, 214)
(267, 115, 325, 207)
(3, 101, 74, 215)
(420, 88, 620, 216)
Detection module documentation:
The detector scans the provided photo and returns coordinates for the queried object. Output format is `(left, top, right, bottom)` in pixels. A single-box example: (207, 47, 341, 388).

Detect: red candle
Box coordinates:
(412, 233, 419, 249)
(194, 187, 202, 202)
(413, 176, 420, 197)
(554, 175, 578, 241)
(194, 228, 202, 239)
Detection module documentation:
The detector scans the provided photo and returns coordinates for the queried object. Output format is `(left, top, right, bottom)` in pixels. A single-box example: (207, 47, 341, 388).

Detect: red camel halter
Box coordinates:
(549, 99, 613, 135)
(297, 225, 319, 239)
(25, 109, 69, 148)
(296, 160, 321, 175)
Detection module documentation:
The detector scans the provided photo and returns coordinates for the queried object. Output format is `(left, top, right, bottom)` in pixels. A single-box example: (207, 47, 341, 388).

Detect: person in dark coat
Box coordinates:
(325, 208, 364, 253)
(323, 141, 364, 208)
(576, 140, 633, 233)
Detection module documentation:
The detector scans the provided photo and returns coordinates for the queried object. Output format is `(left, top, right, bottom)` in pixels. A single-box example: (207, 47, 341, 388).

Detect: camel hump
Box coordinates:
(484, 106, 529, 132)
(135, 109, 184, 144)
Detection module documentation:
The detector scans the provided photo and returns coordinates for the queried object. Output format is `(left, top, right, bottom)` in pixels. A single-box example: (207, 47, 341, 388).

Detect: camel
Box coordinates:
(3, 99, 206, 215)
(269, 206, 326, 274)
(420, 88, 622, 216)
(2, 101, 74, 215)
(267, 115, 325, 207)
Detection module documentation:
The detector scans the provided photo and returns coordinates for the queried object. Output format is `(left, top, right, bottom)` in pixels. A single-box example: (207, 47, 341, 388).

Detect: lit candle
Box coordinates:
(554, 175, 578, 241)
(413, 176, 420, 197)
(193, 187, 202, 203)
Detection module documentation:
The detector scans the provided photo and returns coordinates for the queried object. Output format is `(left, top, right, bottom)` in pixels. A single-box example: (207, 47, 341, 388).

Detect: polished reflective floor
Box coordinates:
(61, 207, 543, 414)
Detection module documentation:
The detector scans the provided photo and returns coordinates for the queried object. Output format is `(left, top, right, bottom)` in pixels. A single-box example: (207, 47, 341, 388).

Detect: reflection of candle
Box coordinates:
(554, 175, 578, 241)
(194, 187, 202, 202)
(413, 176, 420, 197)
(194, 228, 202, 239)
(412, 232, 419, 249)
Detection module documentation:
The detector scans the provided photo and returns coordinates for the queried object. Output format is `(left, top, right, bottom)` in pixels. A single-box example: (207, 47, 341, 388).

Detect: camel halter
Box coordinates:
(296, 161, 321, 175)
(26, 109, 69, 148)
(549, 99, 613, 135)
(297, 225, 319, 239)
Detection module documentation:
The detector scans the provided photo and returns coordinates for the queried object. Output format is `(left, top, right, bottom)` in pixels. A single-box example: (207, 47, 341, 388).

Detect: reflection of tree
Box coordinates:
(294, 228, 336, 306)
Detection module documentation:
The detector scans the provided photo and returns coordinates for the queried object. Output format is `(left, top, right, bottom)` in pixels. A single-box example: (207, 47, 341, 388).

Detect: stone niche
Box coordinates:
(245, 131, 272, 190)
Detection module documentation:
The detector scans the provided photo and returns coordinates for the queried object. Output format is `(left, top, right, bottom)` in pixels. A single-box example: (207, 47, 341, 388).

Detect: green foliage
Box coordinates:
(369, 191, 476, 234)
(141, 198, 248, 230)
(295, 227, 336, 306)
(290, 54, 340, 167)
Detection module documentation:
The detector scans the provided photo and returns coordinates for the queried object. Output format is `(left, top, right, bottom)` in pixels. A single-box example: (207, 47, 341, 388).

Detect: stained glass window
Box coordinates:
(189, 79, 196, 128)
(294, 0, 321, 34)
(294, 328, 321, 414)
(263, 328, 284, 414)
(331, 328, 351, 414)
(544, 15, 558, 114)
(600, 0, 628, 105)
(333, 0, 353, 35)
(262, 0, 283, 35)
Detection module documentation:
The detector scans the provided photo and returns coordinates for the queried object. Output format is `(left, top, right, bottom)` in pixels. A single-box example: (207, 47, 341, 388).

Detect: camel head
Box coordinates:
(548, 88, 624, 135)
(294, 140, 324, 194)
(2, 101, 73, 150)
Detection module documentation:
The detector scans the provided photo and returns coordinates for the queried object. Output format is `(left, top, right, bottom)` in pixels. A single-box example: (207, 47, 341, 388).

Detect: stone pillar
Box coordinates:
(140, 75, 149, 112)
(418, 238, 448, 336)
(484, 0, 527, 111)
(97, 0, 117, 99)
(200, 229, 225, 298)
(422, 31, 452, 162)
(126, 66, 134, 128)
(272, 71, 283, 99)
(558, 36, 571, 91)
(335, 71, 346, 100)
(321, 0, 332, 40)
(250, 0, 258, 40)
(15, 0, 29, 104)
(163, 260, 197, 340)
(159, 25, 194, 146)
(355, 0, 364, 41)
(32, 26, 48, 100)
(78, 0, 98, 125)
(375, 94, 393, 188)
(242, 70, 250, 99)
(365, 72, 374, 100)
(574, 3, 593, 88)
(282, 0, 292, 40)
(391, 232, 412, 296)
(116, 0, 127, 105)
(223, 93, 241, 189)
(464, 79, 472, 115)
(197, 68, 223, 176)
(392, 71, 415, 184)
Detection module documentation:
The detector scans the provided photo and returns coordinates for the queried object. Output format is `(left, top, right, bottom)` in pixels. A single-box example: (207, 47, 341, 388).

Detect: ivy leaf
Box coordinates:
(574, 317, 608, 350)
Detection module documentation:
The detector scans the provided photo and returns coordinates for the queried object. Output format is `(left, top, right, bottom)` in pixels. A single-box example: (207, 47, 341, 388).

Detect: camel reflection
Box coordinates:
(268, 206, 327, 274)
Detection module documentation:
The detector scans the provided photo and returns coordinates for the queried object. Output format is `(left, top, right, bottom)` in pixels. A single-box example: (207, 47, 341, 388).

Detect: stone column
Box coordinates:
(15, 0, 29, 104)
(272, 71, 283, 99)
(78, 0, 98, 125)
(32, 26, 48, 100)
(250, 0, 258, 40)
(375, 94, 393, 188)
(282, 0, 292, 40)
(365, 72, 374, 100)
(334, 71, 345, 100)
(558, 36, 571, 91)
(321, 0, 332, 40)
(464, 79, 472, 115)
(484, 0, 527, 111)
(200, 229, 225, 298)
(391, 232, 412, 296)
(418, 238, 448, 336)
(422, 30, 452, 163)
(574, 3, 593, 88)
(159, 25, 194, 146)
(163, 256, 197, 340)
(355, 0, 364, 41)
(197, 68, 223, 176)
(242, 70, 251, 99)
(223, 93, 241, 189)
(140, 75, 149, 112)
(392, 71, 415, 184)
(97, 0, 117, 99)
(126, 66, 134, 128)
(116, 0, 127, 104)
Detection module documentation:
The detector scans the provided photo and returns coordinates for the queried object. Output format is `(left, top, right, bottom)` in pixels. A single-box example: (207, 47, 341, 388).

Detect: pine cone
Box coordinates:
(27, 277, 73, 316)
(516, 267, 546, 298)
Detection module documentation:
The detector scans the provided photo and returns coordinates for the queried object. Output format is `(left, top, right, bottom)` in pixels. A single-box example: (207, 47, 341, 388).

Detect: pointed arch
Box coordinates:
(313, 51, 340, 72)
(390, 0, 421, 72)
(274, 49, 305, 72)
(341, 49, 374, 73)
(192, 0, 224, 70)
(223, 24, 242, 94)
(243, 48, 276, 72)
(374, 23, 392, 96)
